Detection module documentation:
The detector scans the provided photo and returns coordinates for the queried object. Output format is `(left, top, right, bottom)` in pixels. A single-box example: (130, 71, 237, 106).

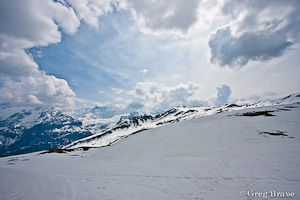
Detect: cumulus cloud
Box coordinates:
(65, 0, 115, 28)
(118, 0, 299, 67)
(119, 0, 202, 36)
(0, 71, 76, 107)
(2, 0, 214, 108)
(0, 0, 80, 47)
(222, 0, 300, 38)
(128, 102, 144, 110)
(209, 0, 300, 68)
(0, 0, 114, 107)
(208, 27, 294, 68)
(127, 82, 206, 111)
(215, 84, 231, 106)
(0, 0, 79, 77)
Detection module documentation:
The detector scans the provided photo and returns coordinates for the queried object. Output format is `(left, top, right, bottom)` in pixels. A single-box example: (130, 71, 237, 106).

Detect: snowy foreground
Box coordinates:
(0, 104, 300, 200)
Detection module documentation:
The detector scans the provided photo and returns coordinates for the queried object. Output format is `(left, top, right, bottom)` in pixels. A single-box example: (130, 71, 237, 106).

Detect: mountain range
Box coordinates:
(0, 104, 144, 157)
(0, 93, 299, 157)
(64, 92, 300, 149)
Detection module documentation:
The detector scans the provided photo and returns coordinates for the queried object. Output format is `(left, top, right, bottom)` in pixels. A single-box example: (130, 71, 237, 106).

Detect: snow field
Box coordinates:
(0, 104, 299, 199)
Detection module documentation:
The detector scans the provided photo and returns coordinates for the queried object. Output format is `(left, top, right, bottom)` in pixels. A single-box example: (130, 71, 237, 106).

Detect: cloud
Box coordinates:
(0, 71, 76, 107)
(222, 0, 300, 38)
(115, 0, 228, 38)
(128, 102, 144, 110)
(263, 91, 277, 97)
(0, 0, 80, 46)
(65, 0, 115, 28)
(215, 84, 231, 106)
(127, 82, 206, 111)
(111, 88, 124, 94)
(208, 27, 294, 68)
(208, 0, 300, 68)
(119, 0, 202, 36)
(0, 0, 114, 107)
(0, 0, 82, 107)
(0, 0, 79, 77)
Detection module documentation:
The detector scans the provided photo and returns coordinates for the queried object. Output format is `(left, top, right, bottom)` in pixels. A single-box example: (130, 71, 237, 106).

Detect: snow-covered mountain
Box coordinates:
(65, 93, 300, 149)
(0, 106, 92, 157)
(76, 105, 143, 134)
(0, 93, 299, 200)
(1, 93, 299, 157)
(0, 103, 147, 157)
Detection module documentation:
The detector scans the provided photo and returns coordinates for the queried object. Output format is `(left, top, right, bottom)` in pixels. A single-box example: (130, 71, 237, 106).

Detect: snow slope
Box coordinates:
(0, 102, 299, 199)
(65, 93, 300, 149)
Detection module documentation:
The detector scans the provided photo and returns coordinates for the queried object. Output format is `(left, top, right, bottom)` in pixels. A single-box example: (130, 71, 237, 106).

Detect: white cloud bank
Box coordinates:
(110, 82, 236, 113)
(110, 82, 210, 112)
(0, 72, 76, 107)
(0, 0, 115, 107)
(133, 82, 205, 110)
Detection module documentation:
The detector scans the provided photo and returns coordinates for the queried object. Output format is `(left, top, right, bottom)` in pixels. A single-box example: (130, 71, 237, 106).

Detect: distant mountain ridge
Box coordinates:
(1, 94, 299, 200)
(64, 93, 300, 149)
(1, 93, 299, 157)
(0, 104, 145, 157)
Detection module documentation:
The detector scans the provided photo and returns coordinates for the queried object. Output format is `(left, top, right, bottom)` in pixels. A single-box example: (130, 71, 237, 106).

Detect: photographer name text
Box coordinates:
(240, 190, 295, 199)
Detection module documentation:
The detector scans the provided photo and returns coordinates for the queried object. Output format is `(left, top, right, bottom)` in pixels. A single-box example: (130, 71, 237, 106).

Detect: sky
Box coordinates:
(0, 0, 299, 112)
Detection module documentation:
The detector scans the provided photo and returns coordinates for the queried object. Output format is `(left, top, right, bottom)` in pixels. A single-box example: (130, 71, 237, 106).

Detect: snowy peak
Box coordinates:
(0, 106, 80, 131)
(0, 106, 91, 157)
(77, 105, 144, 134)
(117, 114, 154, 128)
(275, 93, 300, 104)
(250, 92, 300, 107)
